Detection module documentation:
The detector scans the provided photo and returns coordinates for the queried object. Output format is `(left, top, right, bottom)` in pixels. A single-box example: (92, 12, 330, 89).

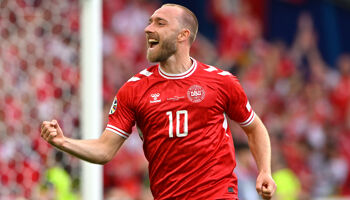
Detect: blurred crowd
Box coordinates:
(0, 0, 349, 199)
(0, 0, 80, 199)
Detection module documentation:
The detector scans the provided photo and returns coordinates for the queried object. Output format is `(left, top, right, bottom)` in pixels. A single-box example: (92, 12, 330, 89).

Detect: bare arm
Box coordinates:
(41, 120, 125, 164)
(242, 114, 271, 174)
(241, 114, 276, 199)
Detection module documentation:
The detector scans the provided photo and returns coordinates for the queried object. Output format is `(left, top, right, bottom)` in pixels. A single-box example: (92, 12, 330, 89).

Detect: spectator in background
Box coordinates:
(235, 142, 260, 200)
(272, 150, 302, 200)
(210, 0, 261, 69)
(1, 0, 350, 198)
(0, 0, 81, 198)
(331, 54, 350, 124)
(44, 151, 78, 200)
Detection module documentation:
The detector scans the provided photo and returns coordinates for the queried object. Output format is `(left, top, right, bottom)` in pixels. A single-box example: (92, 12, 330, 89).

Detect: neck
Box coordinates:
(159, 52, 192, 74)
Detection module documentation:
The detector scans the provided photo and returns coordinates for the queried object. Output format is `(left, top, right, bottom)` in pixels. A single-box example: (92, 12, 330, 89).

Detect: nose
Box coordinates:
(144, 23, 154, 34)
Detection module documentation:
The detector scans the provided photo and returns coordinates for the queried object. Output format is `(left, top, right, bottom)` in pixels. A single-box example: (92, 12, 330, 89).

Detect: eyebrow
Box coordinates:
(149, 17, 168, 23)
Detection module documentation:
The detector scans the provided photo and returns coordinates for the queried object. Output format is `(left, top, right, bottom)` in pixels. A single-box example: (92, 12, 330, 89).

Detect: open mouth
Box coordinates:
(148, 39, 159, 48)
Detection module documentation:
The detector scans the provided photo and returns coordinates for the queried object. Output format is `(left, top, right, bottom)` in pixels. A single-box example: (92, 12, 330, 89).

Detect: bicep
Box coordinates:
(99, 129, 126, 157)
(224, 75, 254, 125)
(241, 114, 266, 135)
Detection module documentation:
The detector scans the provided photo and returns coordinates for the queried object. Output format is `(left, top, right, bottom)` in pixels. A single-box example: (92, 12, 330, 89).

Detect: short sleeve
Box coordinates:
(225, 75, 255, 127)
(106, 84, 136, 138)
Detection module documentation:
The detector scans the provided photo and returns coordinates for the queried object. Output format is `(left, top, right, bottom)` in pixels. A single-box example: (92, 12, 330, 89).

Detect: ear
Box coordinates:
(178, 29, 190, 43)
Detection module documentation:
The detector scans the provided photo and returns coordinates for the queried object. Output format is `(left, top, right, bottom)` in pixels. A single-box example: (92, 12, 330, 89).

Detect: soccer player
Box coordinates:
(41, 3, 276, 200)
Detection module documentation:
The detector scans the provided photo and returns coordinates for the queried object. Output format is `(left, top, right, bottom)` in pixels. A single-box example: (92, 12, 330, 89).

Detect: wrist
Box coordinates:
(259, 168, 271, 175)
(52, 136, 67, 150)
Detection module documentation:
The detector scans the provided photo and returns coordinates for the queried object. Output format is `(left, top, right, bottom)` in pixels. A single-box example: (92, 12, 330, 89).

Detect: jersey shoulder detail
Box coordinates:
(198, 62, 234, 77)
(126, 65, 157, 84)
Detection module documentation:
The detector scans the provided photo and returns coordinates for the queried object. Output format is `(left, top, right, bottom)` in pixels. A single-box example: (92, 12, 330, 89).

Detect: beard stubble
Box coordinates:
(147, 33, 177, 63)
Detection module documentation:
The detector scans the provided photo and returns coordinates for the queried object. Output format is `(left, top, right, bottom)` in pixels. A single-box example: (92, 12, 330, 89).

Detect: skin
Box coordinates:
(241, 116, 277, 199)
(41, 4, 276, 199)
(145, 5, 192, 74)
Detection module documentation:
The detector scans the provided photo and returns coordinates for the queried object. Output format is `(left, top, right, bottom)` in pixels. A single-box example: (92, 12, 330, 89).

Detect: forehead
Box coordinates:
(150, 6, 182, 22)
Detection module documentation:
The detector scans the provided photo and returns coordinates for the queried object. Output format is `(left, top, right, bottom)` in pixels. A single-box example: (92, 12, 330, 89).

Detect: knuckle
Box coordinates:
(48, 128, 55, 132)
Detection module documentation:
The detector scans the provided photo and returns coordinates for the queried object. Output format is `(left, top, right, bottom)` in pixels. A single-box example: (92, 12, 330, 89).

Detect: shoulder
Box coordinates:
(117, 65, 158, 97)
(195, 61, 245, 96)
(122, 65, 158, 87)
(196, 61, 239, 83)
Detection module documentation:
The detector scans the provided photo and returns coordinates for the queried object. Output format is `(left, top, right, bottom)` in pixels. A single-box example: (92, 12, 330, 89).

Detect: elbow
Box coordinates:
(96, 152, 113, 165)
(96, 160, 109, 165)
(94, 158, 109, 165)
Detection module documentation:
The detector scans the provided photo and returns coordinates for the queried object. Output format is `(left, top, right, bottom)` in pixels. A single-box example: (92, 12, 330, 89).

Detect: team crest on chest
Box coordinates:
(187, 85, 205, 103)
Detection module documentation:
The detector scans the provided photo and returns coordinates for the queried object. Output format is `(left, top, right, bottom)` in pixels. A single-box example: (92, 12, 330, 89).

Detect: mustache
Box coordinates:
(146, 33, 159, 40)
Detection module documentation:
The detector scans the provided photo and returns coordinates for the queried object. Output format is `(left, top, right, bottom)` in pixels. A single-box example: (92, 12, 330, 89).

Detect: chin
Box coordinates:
(147, 51, 159, 62)
(147, 54, 157, 63)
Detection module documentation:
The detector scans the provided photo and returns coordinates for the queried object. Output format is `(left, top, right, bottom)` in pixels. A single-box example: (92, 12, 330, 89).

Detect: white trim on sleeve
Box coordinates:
(106, 124, 130, 138)
(239, 111, 255, 127)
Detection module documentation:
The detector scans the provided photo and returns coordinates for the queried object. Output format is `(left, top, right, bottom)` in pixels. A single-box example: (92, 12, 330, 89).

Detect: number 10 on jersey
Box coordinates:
(166, 110, 188, 138)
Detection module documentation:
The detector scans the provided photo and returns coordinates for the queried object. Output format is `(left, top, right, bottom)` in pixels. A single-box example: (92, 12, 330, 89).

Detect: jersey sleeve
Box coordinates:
(106, 84, 136, 138)
(224, 75, 255, 127)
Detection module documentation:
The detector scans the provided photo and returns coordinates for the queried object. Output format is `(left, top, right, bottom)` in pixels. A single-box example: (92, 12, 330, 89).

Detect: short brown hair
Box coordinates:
(162, 3, 198, 45)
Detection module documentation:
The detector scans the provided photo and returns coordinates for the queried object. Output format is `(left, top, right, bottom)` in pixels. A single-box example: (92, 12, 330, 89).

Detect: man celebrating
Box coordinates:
(41, 4, 276, 199)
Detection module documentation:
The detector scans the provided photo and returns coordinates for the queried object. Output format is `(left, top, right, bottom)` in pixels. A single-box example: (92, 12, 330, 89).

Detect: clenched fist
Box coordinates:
(256, 171, 277, 200)
(41, 120, 65, 147)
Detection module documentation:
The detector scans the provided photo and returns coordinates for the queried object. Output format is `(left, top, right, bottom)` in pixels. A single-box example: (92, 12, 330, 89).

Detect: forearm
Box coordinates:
(242, 115, 276, 199)
(244, 116, 271, 173)
(41, 122, 125, 165)
(57, 138, 111, 164)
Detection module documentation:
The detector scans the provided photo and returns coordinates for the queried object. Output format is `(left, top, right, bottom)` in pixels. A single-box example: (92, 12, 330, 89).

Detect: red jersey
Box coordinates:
(106, 58, 255, 200)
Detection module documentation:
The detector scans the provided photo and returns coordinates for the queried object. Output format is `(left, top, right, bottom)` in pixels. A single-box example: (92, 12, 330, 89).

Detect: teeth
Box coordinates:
(148, 39, 158, 43)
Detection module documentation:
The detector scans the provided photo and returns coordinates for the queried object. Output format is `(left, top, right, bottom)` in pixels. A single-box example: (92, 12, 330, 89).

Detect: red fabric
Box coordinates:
(331, 76, 350, 123)
(106, 60, 255, 199)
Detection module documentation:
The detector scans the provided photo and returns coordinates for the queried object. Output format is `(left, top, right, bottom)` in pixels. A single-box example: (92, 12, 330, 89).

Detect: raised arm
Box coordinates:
(241, 114, 276, 200)
(41, 120, 125, 164)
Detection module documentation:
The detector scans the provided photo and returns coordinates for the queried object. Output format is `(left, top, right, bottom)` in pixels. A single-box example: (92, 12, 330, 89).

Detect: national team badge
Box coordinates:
(109, 97, 118, 114)
(187, 85, 205, 103)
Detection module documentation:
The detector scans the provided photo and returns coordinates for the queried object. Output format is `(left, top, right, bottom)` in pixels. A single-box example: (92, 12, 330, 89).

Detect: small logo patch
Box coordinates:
(109, 97, 118, 114)
(187, 85, 205, 103)
(228, 187, 234, 193)
(150, 93, 161, 103)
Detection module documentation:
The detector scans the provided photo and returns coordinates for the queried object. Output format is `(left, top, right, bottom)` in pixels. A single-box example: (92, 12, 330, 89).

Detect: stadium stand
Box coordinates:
(0, 0, 349, 199)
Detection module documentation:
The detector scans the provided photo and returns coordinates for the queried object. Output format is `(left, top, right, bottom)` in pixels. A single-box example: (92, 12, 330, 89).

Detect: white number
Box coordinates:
(166, 110, 188, 138)
(166, 111, 173, 138)
(176, 110, 188, 137)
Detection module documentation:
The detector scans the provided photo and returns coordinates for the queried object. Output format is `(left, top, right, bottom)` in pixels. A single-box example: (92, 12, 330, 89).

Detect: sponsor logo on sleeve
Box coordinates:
(109, 97, 118, 114)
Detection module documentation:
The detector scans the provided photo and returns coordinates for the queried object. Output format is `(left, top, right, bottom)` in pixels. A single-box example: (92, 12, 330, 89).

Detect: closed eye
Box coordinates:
(148, 17, 168, 26)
